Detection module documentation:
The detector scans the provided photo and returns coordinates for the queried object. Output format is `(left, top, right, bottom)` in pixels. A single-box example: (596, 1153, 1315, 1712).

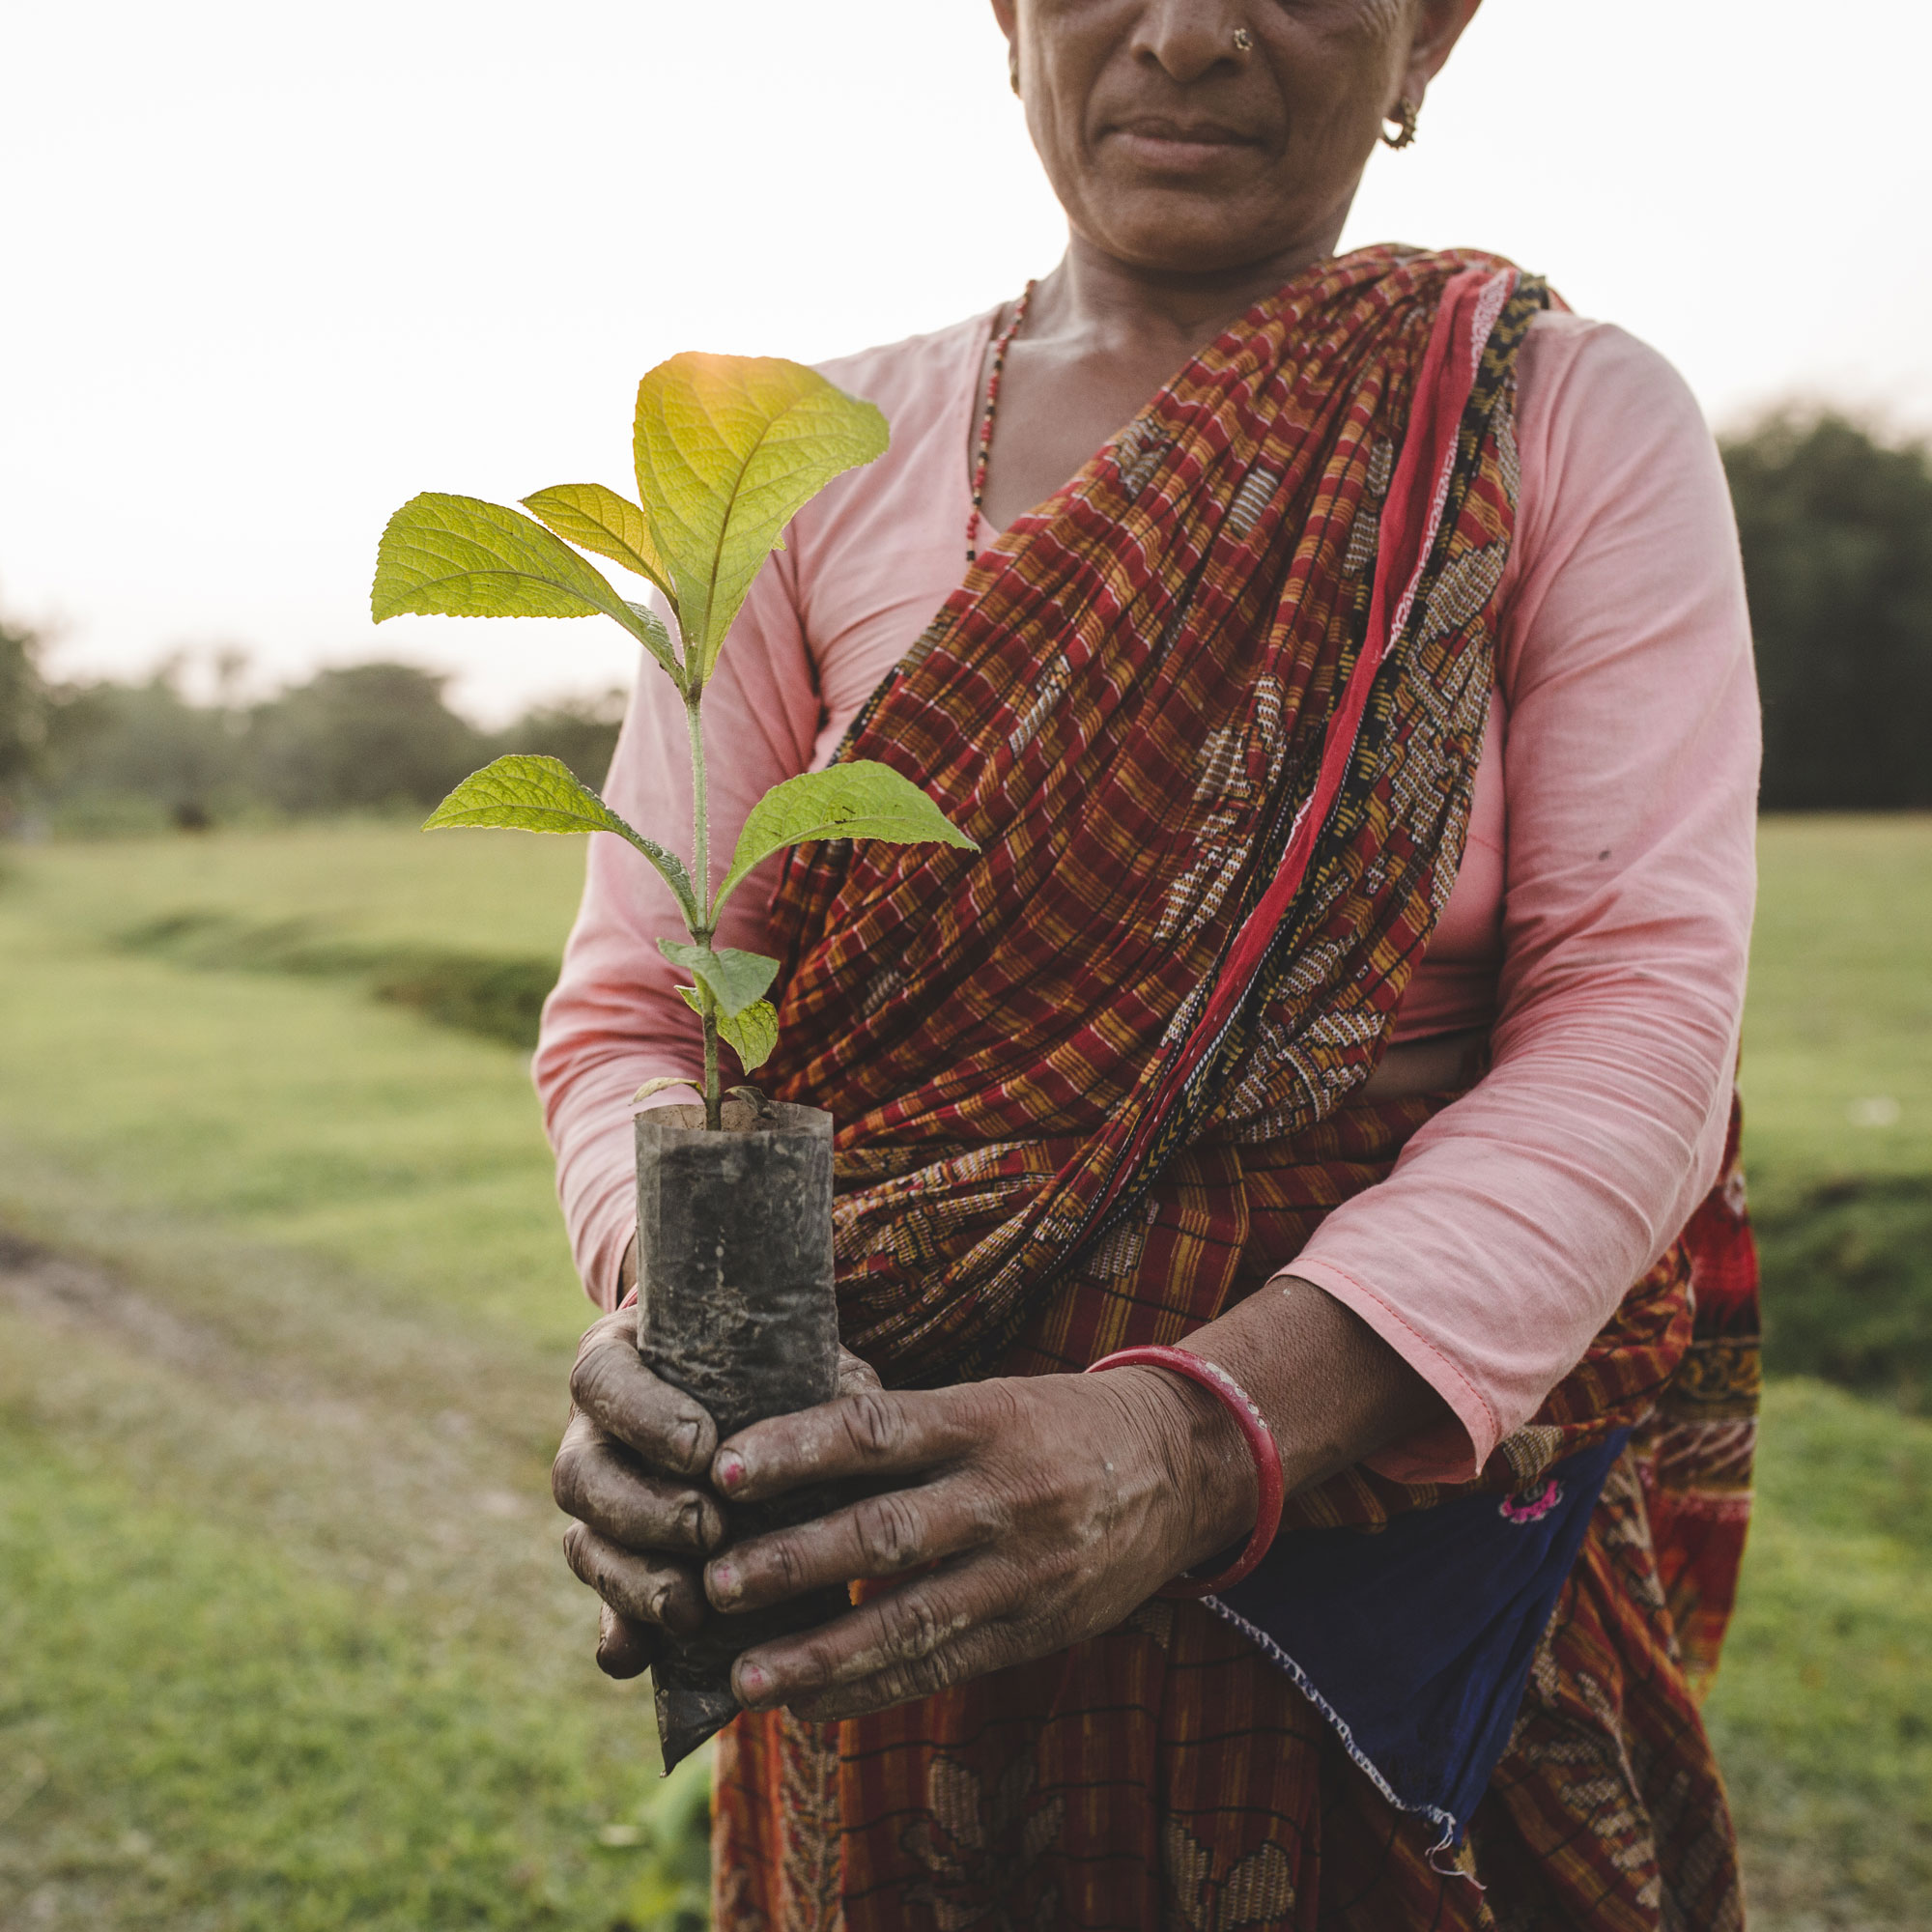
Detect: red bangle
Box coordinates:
(1085, 1346, 1285, 1599)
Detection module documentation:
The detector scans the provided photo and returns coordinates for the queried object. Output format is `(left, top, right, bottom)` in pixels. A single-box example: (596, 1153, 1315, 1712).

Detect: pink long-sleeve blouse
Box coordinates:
(532, 304, 1760, 1483)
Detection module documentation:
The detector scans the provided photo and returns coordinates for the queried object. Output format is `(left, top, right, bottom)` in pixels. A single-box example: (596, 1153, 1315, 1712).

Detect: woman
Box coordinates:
(539, 0, 1761, 1924)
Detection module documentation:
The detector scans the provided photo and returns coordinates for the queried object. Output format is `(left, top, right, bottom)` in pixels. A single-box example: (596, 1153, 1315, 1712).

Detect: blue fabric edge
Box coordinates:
(1199, 1591, 1463, 1856)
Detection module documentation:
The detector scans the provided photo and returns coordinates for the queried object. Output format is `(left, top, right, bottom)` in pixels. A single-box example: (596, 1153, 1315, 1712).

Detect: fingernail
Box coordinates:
(715, 1450, 747, 1492)
(739, 1662, 769, 1701)
(710, 1561, 738, 1602)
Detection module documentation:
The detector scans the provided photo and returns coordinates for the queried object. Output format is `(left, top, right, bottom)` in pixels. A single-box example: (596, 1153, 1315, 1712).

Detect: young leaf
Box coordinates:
(719, 1000, 778, 1073)
(633, 355, 888, 683)
(712, 760, 978, 915)
(656, 939, 780, 1019)
(621, 601, 680, 675)
(522, 484, 677, 610)
(426, 755, 699, 929)
(372, 493, 682, 683)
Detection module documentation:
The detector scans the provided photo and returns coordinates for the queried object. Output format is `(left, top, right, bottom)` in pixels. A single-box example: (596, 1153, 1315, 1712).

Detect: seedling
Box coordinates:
(370, 355, 975, 1127)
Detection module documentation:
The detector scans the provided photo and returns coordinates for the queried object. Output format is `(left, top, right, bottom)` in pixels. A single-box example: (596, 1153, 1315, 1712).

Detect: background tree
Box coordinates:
(245, 663, 490, 815)
(0, 611, 48, 824)
(1722, 412, 1932, 810)
(498, 686, 627, 787)
(44, 660, 243, 828)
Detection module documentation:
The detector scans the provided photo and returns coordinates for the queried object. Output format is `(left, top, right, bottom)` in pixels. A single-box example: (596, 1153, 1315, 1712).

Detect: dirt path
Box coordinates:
(0, 1220, 667, 1931)
(0, 1220, 586, 1653)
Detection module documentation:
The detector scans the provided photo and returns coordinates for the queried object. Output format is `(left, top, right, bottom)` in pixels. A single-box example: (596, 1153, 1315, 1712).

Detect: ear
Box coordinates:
(1401, 0, 1483, 107)
(990, 0, 1018, 47)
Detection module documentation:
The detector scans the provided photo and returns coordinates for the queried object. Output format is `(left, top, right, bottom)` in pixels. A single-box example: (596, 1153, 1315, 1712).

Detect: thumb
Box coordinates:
(596, 1601, 660, 1680)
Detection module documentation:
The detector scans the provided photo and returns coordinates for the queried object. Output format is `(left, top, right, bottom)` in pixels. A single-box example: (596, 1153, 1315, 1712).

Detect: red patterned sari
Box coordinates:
(716, 248, 1758, 1930)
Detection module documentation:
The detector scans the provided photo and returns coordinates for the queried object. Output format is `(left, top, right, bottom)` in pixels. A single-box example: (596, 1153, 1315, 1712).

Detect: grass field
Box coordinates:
(1738, 816, 1932, 1201)
(1739, 817, 1932, 1413)
(0, 815, 1927, 1928)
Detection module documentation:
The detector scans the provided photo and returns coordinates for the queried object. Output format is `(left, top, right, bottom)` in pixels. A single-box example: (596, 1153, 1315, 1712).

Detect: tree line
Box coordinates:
(0, 641, 624, 835)
(3, 409, 1929, 833)
(1723, 413, 1932, 810)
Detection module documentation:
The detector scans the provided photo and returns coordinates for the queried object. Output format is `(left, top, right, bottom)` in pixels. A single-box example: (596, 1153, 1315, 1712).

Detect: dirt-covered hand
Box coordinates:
(698, 1368, 1256, 1720)
(552, 1306, 727, 1677)
(553, 1307, 887, 1679)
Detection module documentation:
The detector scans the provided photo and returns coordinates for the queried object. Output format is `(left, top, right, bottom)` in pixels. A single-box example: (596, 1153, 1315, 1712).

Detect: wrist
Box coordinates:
(1106, 1363, 1261, 1573)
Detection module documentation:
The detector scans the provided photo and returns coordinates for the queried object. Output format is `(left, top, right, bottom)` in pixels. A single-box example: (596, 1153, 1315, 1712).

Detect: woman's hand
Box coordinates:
(699, 1367, 1258, 1721)
(554, 1262, 1442, 1705)
(552, 1302, 891, 1679)
(551, 1306, 728, 1678)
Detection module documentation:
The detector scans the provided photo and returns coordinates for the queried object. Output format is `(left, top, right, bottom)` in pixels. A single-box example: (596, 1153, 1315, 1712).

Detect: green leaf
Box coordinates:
(713, 760, 978, 915)
(719, 1000, 778, 1073)
(425, 755, 699, 929)
(657, 940, 779, 1019)
(633, 355, 888, 682)
(372, 493, 680, 681)
(620, 600, 680, 678)
(521, 483, 678, 611)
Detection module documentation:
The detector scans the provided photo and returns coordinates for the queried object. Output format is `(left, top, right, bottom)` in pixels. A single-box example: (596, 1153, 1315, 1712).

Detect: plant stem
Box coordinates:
(700, 996, 722, 1132)
(686, 694, 711, 935)
(685, 691, 723, 1130)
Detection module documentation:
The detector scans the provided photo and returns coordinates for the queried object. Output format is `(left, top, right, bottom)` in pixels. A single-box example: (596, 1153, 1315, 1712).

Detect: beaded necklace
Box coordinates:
(966, 279, 1037, 564)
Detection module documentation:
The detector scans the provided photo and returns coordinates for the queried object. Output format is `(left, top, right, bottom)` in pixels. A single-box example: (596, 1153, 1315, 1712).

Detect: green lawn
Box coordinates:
(1740, 816, 1932, 1415)
(0, 816, 1927, 1927)
(0, 825, 587, 1342)
(1704, 1381, 1932, 1926)
(1740, 815, 1932, 1201)
(0, 826, 687, 1928)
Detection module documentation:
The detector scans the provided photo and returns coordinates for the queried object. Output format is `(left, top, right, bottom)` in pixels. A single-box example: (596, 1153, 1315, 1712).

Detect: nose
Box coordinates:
(1129, 1, 1251, 86)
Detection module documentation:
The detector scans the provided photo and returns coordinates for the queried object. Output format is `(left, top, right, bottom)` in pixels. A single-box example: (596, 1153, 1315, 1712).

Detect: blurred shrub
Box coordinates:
(620, 1747, 712, 1932)
(246, 663, 491, 815)
(43, 664, 248, 828)
(1723, 413, 1932, 810)
(1758, 1177, 1932, 1410)
(0, 611, 47, 821)
(505, 686, 627, 790)
(371, 952, 559, 1048)
(119, 909, 556, 1049)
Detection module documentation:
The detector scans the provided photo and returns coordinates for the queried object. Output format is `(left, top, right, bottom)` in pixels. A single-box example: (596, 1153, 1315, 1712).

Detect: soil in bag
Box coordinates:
(636, 1096, 847, 1769)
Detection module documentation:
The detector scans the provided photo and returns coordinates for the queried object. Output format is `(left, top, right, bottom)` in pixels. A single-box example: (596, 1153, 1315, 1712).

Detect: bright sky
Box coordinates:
(4, 0, 1927, 721)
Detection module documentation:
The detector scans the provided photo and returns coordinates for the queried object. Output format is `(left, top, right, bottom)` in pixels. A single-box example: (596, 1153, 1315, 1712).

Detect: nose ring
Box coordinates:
(1233, 27, 1254, 54)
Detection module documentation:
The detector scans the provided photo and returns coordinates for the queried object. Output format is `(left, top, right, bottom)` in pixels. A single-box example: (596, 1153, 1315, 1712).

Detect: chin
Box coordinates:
(1096, 199, 1290, 279)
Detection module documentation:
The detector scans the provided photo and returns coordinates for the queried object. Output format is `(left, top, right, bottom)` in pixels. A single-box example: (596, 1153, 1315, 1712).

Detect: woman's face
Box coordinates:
(994, 0, 1478, 278)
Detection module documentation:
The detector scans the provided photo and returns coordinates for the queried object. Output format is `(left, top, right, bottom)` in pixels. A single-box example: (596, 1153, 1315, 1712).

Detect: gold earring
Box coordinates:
(1380, 98, 1419, 149)
(1009, 47, 1021, 97)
